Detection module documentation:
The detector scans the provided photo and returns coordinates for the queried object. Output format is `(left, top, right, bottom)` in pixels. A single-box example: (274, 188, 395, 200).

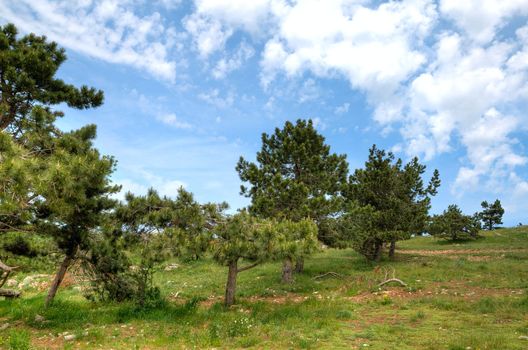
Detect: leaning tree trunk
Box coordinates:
(294, 257, 304, 274)
(46, 252, 75, 307)
(225, 260, 238, 307)
(282, 257, 293, 284)
(388, 239, 396, 260)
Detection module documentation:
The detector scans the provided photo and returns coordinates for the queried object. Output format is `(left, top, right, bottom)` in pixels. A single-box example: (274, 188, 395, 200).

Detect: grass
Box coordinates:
(0, 227, 527, 349)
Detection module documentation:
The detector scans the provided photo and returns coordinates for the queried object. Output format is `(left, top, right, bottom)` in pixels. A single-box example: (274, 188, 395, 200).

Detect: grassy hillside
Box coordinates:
(1, 227, 527, 349)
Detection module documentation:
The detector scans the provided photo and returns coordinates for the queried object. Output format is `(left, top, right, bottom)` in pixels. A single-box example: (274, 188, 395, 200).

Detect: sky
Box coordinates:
(1, 0, 528, 225)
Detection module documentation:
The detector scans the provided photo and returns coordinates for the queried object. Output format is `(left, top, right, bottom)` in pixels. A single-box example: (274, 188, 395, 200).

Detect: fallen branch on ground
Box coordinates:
(313, 272, 344, 280)
(377, 267, 407, 288)
(0, 289, 21, 298)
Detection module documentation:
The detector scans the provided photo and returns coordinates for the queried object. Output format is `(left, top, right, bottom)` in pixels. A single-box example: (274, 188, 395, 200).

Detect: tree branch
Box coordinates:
(237, 262, 259, 273)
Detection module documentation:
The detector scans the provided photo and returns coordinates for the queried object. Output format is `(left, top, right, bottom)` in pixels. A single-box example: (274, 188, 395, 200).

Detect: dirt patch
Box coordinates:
(346, 283, 525, 303)
(397, 248, 528, 256)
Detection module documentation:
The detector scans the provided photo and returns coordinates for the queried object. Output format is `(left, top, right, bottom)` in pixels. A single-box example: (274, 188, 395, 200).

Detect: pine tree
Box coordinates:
(31, 124, 119, 306)
(0, 24, 113, 305)
(116, 188, 227, 260)
(479, 199, 504, 230)
(0, 23, 103, 138)
(212, 212, 317, 306)
(429, 205, 481, 240)
(236, 119, 347, 274)
(343, 145, 440, 261)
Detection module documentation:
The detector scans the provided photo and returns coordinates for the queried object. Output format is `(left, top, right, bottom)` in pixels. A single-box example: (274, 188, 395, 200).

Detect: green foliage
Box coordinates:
(479, 199, 504, 230)
(2, 234, 38, 257)
(211, 213, 318, 266)
(236, 119, 348, 244)
(0, 23, 103, 137)
(116, 188, 226, 260)
(342, 145, 440, 260)
(211, 212, 272, 266)
(84, 233, 166, 309)
(429, 205, 481, 241)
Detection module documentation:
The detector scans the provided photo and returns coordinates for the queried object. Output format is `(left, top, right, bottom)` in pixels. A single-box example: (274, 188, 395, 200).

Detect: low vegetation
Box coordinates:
(0, 228, 527, 349)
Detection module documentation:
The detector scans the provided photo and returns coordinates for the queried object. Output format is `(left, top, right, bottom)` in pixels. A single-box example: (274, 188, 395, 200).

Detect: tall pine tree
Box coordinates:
(236, 119, 347, 274)
(344, 145, 440, 261)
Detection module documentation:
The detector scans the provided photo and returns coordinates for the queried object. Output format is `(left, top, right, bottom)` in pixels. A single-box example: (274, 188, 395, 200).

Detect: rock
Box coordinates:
(6, 279, 17, 288)
(64, 334, 76, 341)
(519, 336, 528, 340)
(164, 263, 180, 271)
(35, 314, 45, 323)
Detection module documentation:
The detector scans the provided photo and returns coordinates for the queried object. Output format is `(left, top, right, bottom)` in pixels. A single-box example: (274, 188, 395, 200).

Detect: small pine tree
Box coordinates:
(212, 213, 317, 306)
(479, 199, 504, 230)
(428, 205, 481, 241)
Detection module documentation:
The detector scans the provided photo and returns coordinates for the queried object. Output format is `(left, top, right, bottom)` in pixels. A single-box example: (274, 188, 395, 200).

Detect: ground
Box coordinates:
(1, 227, 527, 349)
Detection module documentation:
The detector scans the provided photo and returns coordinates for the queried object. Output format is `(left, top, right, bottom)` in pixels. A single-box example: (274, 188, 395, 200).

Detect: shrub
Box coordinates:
(3, 235, 37, 257)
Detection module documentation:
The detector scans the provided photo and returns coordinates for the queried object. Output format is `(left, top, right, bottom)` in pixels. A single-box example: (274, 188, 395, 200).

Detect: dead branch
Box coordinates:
(377, 267, 407, 287)
(313, 272, 344, 280)
(0, 289, 21, 298)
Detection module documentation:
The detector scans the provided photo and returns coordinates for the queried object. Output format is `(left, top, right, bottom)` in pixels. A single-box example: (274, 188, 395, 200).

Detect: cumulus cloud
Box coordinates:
(0, 0, 181, 82)
(260, 0, 437, 99)
(397, 28, 528, 193)
(440, 0, 528, 44)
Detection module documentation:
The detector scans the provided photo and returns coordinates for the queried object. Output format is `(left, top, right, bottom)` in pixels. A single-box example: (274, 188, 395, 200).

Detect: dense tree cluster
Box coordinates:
(0, 24, 511, 307)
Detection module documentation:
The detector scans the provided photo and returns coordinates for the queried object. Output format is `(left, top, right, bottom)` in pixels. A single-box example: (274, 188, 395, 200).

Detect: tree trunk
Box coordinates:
(282, 257, 293, 284)
(294, 257, 304, 274)
(225, 260, 238, 307)
(46, 253, 75, 307)
(374, 242, 383, 262)
(388, 239, 396, 259)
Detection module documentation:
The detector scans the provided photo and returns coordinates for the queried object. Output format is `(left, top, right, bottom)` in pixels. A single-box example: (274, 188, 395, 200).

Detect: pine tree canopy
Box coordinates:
(236, 119, 348, 224)
(0, 23, 103, 137)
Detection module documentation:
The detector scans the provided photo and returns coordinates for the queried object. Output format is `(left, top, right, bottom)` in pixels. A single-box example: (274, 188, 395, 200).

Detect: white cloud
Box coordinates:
(158, 113, 192, 129)
(298, 78, 320, 103)
(311, 117, 327, 131)
(334, 102, 350, 115)
(212, 42, 255, 79)
(440, 0, 528, 44)
(395, 30, 528, 193)
(260, 0, 437, 100)
(198, 89, 235, 108)
(0, 0, 181, 82)
(133, 90, 194, 130)
(183, 13, 232, 58)
(114, 172, 187, 201)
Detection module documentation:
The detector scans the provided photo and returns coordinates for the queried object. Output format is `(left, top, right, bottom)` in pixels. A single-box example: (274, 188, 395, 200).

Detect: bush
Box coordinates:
(84, 234, 165, 309)
(3, 235, 37, 257)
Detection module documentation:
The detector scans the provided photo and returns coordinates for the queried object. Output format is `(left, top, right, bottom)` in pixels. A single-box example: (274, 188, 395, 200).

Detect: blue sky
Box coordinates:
(1, 0, 528, 225)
